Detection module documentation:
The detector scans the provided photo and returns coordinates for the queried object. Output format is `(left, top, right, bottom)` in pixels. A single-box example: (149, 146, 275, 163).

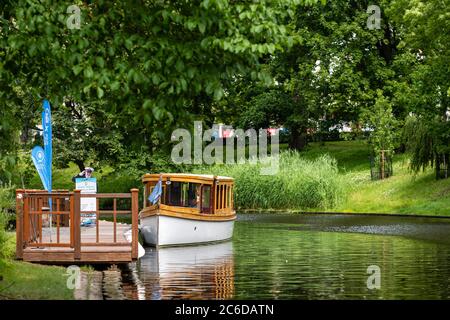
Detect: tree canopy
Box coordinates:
(0, 0, 449, 181)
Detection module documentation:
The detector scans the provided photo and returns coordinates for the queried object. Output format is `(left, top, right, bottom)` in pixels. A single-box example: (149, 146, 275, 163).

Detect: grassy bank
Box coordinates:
(298, 141, 450, 216)
(335, 159, 450, 216)
(0, 232, 74, 300)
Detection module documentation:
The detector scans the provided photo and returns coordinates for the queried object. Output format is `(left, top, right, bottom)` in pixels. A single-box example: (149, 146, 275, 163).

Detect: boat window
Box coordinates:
(166, 181, 200, 208)
(146, 182, 156, 206)
(213, 183, 234, 212)
(201, 185, 211, 214)
(216, 184, 230, 211)
(147, 182, 166, 206)
(219, 186, 222, 209)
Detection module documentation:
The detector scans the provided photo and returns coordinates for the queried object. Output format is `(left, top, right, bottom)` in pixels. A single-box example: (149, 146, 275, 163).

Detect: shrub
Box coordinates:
(0, 210, 13, 260)
(0, 183, 15, 231)
(0, 183, 15, 213)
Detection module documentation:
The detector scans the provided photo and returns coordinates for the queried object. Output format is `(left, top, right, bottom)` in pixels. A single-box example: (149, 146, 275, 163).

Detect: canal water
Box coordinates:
(115, 214, 450, 300)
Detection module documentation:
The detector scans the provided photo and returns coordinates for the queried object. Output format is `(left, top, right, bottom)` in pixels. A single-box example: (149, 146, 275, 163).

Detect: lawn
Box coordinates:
(302, 140, 450, 216)
(0, 233, 75, 300)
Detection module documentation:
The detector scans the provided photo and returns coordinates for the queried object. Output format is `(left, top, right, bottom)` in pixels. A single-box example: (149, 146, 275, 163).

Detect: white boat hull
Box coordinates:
(140, 215, 235, 247)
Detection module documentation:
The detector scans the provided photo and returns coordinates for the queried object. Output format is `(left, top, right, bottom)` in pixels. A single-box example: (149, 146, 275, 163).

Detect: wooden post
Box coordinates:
(38, 198, 43, 244)
(23, 194, 29, 245)
(96, 198, 99, 243)
(56, 198, 60, 244)
(15, 189, 24, 260)
(143, 183, 147, 209)
(231, 185, 234, 211)
(113, 198, 117, 243)
(199, 185, 204, 213)
(70, 193, 74, 247)
(212, 178, 216, 214)
(131, 189, 139, 258)
(221, 185, 225, 211)
(131, 188, 139, 260)
(73, 190, 81, 260)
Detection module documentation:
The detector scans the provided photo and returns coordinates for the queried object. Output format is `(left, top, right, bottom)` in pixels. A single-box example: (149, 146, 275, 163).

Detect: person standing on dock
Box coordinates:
(72, 167, 94, 182)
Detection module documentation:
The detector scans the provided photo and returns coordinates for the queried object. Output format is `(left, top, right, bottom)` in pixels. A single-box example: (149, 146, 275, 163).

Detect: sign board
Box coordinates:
(75, 178, 97, 225)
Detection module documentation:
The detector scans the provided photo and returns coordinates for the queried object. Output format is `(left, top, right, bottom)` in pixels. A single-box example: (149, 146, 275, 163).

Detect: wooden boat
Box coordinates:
(139, 174, 236, 247)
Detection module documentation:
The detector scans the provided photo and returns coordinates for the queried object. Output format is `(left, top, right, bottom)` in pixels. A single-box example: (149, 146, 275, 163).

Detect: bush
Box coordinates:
(194, 152, 348, 210)
(0, 183, 15, 213)
(0, 210, 13, 260)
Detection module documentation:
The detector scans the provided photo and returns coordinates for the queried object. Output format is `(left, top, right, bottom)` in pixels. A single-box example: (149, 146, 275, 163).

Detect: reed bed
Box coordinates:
(194, 152, 347, 210)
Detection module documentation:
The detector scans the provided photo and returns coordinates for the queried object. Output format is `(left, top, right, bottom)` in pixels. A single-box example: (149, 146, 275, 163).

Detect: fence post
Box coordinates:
(73, 190, 81, 260)
(70, 193, 74, 247)
(15, 189, 24, 260)
(131, 188, 139, 260)
(23, 193, 29, 245)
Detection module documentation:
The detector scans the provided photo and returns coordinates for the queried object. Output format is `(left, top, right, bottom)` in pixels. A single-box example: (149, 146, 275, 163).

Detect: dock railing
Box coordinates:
(15, 188, 139, 262)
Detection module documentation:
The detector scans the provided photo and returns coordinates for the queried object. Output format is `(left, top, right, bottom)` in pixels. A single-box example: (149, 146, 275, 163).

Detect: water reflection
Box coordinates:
(120, 214, 450, 300)
(122, 242, 234, 300)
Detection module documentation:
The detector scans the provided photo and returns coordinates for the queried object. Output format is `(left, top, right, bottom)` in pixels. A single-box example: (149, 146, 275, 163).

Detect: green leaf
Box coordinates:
(125, 38, 133, 50)
(97, 87, 104, 99)
(214, 87, 224, 101)
(96, 57, 105, 68)
(175, 60, 184, 72)
(152, 74, 161, 85)
(72, 65, 83, 76)
(198, 21, 206, 34)
(84, 66, 94, 78)
(110, 81, 120, 91)
(143, 99, 152, 110)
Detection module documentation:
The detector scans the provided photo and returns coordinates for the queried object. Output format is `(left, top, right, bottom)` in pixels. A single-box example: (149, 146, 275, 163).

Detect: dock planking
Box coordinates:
(16, 189, 139, 264)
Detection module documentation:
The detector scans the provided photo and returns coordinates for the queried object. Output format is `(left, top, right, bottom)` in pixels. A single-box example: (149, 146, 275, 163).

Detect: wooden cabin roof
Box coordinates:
(142, 173, 234, 183)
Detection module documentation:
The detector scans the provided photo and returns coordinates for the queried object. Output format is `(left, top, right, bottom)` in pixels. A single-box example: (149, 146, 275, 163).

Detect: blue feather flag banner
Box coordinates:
(31, 146, 50, 190)
(32, 100, 54, 240)
(148, 177, 163, 205)
(42, 100, 52, 192)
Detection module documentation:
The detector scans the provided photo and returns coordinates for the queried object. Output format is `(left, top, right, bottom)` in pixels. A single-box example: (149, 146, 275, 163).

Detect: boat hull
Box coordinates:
(140, 214, 235, 247)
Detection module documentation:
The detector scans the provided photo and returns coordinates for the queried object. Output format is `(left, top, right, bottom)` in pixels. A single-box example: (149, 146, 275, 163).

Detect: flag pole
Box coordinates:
(31, 100, 53, 242)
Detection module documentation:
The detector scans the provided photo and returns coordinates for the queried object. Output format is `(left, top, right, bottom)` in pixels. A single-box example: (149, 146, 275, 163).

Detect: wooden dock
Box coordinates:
(15, 189, 139, 264)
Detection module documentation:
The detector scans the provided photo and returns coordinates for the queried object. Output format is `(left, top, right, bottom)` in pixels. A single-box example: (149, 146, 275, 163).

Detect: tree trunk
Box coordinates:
(75, 160, 85, 173)
(289, 127, 308, 151)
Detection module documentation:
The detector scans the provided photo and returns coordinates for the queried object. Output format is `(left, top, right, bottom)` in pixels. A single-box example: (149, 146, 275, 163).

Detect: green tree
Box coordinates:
(361, 91, 398, 156)
(389, 0, 450, 178)
(233, 0, 407, 150)
(52, 100, 126, 172)
(1, 0, 319, 156)
(0, 96, 19, 182)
